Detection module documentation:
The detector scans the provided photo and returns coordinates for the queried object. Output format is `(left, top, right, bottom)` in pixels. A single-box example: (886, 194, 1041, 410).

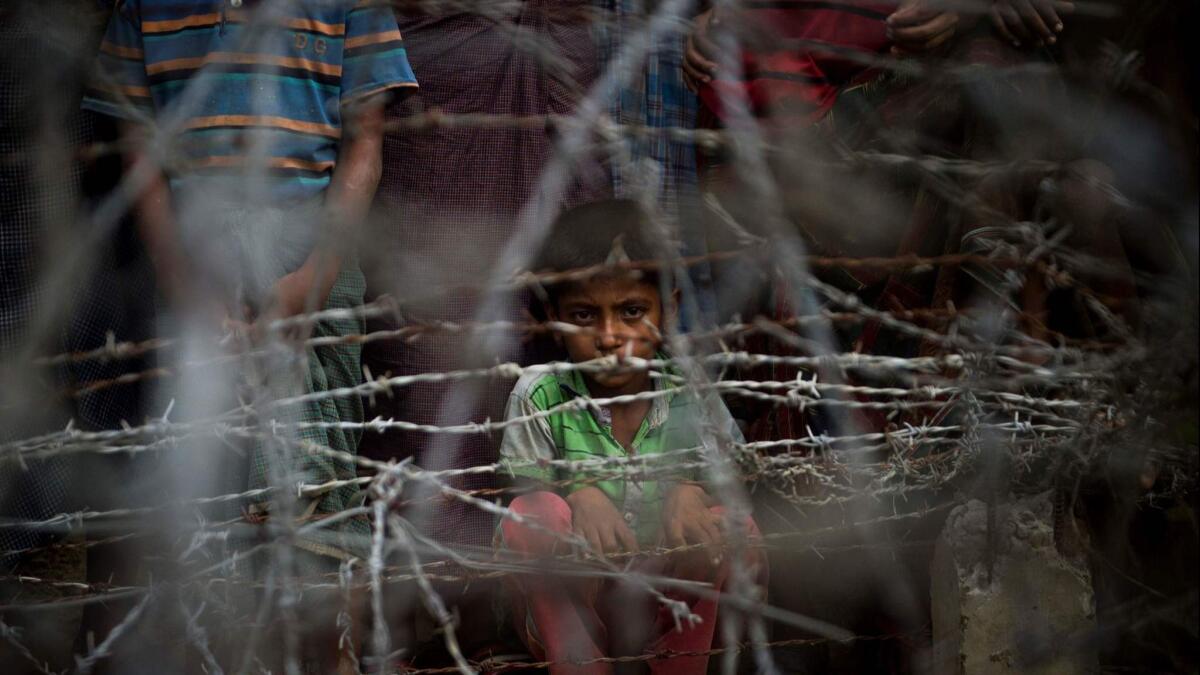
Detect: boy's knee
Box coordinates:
(501, 491, 572, 556)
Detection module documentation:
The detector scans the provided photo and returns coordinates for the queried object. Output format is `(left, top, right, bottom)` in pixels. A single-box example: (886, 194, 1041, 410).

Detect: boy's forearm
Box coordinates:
(300, 100, 386, 303)
(122, 123, 190, 303)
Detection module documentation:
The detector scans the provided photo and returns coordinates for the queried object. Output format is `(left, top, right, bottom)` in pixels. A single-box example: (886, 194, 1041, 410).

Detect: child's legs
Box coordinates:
(611, 507, 767, 675)
(501, 492, 611, 675)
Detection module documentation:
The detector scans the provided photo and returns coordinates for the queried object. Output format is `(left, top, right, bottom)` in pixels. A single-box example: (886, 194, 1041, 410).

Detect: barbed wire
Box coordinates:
(1, 0, 1194, 672)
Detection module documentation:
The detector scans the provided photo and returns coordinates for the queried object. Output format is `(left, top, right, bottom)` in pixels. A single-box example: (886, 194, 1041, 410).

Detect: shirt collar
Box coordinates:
(557, 353, 677, 431)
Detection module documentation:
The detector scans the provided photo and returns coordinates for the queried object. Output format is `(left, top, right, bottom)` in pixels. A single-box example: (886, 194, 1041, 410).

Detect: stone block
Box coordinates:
(931, 492, 1095, 674)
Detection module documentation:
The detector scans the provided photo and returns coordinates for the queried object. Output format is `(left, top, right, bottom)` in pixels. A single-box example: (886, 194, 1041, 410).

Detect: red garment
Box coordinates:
(699, 1, 895, 123)
(499, 492, 768, 675)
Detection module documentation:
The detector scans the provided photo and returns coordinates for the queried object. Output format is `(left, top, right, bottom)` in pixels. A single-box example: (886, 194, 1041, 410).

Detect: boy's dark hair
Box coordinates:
(533, 199, 668, 304)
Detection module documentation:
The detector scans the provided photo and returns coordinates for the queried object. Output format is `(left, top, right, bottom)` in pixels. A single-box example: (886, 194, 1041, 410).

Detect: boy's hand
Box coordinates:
(661, 483, 723, 580)
(989, 0, 1073, 47)
(887, 0, 960, 56)
(683, 8, 720, 93)
(268, 266, 324, 321)
(566, 487, 640, 557)
(661, 483, 721, 550)
(260, 260, 336, 340)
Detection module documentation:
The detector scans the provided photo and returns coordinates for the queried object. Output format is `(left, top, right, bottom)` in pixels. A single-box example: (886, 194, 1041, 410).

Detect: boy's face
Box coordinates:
(551, 274, 668, 394)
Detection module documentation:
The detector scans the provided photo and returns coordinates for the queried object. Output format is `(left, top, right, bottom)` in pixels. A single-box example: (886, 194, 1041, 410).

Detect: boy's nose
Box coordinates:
(596, 320, 627, 353)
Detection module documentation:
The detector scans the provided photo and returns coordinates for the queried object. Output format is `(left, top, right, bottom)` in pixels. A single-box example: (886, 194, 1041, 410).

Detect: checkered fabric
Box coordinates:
(594, 0, 699, 212)
(245, 263, 371, 560)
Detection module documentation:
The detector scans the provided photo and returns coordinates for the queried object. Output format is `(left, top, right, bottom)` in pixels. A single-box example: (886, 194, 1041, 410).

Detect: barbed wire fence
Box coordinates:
(1, 0, 1197, 673)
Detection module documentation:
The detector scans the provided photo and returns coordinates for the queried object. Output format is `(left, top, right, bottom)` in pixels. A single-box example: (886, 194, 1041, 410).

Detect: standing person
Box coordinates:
(81, 2, 416, 669)
(83, 0, 416, 554)
(682, 0, 960, 124)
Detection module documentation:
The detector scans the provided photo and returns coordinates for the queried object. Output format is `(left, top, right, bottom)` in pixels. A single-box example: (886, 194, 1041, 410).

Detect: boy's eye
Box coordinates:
(568, 309, 596, 324)
(621, 305, 648, 320)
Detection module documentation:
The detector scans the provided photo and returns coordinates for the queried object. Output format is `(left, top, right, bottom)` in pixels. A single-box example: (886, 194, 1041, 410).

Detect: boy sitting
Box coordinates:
(497, 200, 767, 675)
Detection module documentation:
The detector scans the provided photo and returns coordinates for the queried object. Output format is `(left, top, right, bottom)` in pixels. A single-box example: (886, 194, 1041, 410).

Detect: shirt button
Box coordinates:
(230, 0, 242, 6)
(623, 512, 634, 523)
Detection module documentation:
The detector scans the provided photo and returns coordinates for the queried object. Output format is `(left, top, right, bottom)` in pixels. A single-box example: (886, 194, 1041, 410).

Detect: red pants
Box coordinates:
(499, 492, 768, 675)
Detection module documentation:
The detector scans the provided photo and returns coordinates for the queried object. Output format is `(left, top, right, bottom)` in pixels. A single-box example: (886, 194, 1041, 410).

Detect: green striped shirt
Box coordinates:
(499, 363, 742, 545)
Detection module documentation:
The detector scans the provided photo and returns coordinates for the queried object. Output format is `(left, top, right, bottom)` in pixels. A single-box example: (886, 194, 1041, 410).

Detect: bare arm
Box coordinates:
(269, 98, 386, 320)
(121, 122, 240, 329)
(122, 123, 191, 305)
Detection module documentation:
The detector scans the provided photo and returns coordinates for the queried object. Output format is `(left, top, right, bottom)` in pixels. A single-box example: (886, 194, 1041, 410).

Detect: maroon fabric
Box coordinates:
(500, 492, 768, 675)
(699, 1, 896, 123)
(361, 2, 612, 547)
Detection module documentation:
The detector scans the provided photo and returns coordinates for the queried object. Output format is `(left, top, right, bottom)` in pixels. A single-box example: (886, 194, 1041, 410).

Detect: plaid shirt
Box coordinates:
(499, 363, 742, 545)
(594, 0, 698, 211)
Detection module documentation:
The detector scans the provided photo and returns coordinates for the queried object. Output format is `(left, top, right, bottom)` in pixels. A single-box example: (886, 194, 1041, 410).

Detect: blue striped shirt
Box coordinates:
(83, 0, 418, 203)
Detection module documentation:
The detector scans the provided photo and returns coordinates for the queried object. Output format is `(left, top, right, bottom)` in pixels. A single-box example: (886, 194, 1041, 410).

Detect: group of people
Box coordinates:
(3, 0, 1191, 672)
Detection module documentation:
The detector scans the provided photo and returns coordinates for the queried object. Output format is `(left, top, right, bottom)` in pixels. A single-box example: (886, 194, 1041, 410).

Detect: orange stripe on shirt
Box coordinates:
(183, 115, 341, 138)
(191, 156, 336, 173)
(100, 41, 144, 60)
(147, 11, 345, 36)
(142, 13, 222, 34)
(282, 17, 346, 36)
(344, 29, 403, 50)
(146, 52, 342, 77)
(95, 81, 152, 99)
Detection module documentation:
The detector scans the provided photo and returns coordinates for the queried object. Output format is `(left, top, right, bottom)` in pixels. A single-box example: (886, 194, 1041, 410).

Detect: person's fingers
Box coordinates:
(887, 2, 936, 27)
(890, 12, 957, 45)
(990, 7, 1021, 46)
(701, 514, 725, 560)
(665, 519, 686, 548)
(685, 33, 718, 75)
(682, 67, 698, 94)
(681, 56, 710, 90)
(684, 518, 715, 547)
(1031, 0, 1063, 34)
(617, 524, 640, 554)
(1016, 0, 1054, 43)
(921, 24, 958, 51)
(598, 526, 620, 555)
(691, 22, 720, 68)
(701, 516, 724, 547)
(1055, 0, 1075, 15)
(577, 525, 601, 557)
(997, 2, 1031, 43)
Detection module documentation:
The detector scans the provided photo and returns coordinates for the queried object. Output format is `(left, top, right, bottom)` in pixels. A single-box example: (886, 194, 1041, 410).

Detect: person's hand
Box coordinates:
(660, 483, 723, 579)
(565, 486, 640, 557)
(259, 264, 332, 340)
(661, 483, 721, 550)
(887, 0, 960, 56)
(267, 266, 323, 320)
(683, 8, 720, 93)
(989, 0, 1074, 47)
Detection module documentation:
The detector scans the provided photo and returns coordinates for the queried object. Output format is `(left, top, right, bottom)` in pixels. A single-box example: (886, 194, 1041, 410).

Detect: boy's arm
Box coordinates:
(498, 383, 559, 487)
(121, 123, 231, 324)
(660, 393, 744, 548)
(498, 380, 638, 554)
(267, 99, 386, 321)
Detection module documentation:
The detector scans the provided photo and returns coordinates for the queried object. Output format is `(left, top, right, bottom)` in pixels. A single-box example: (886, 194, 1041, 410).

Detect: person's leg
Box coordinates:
(500, 492, 611, 675)
(644, 506, 768, 675)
